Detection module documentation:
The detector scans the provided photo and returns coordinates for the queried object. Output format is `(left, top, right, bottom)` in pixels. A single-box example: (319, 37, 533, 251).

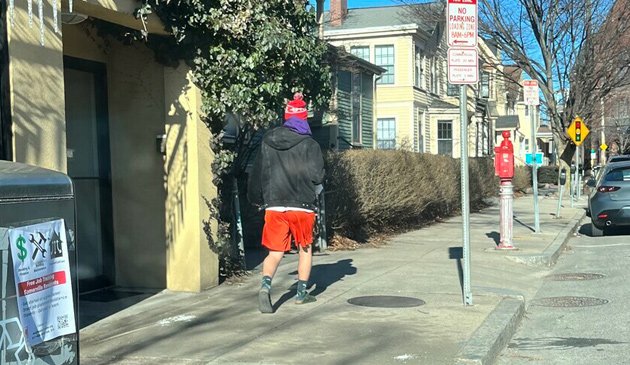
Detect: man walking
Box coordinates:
(248, 92, 325, 314)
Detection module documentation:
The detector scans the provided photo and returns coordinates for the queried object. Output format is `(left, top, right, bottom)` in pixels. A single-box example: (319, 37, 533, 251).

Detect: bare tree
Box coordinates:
(569, 1, 630, 140)
(403, 1, 630, 142)
(477, 1, 630, 149)
(604, 91, 630, 154)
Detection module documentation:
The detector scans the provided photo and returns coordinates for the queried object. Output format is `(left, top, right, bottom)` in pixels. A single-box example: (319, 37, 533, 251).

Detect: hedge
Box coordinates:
(324, 150, 497, 242)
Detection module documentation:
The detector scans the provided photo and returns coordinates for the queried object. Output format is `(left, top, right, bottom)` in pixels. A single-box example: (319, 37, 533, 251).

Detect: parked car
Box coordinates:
(587, 161, 630, 236)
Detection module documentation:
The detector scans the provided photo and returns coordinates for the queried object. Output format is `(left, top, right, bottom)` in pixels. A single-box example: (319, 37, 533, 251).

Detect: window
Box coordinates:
(481, 71, 490, 98)
(350, 46, 370, 62)
(429, 58, 436, 93)
(447, 83, 459, 96)
(429, 57, 440, 94)
(414, 46, 424, 88)
(605, 167, 630, 182)
(507, 101, 515, 115)
(377, 118, 396, 149)
(375, 45, 395, 84)
(416, 109, 425, 152)
(437, 120, 453, 156)
(352, 73, 362, 143)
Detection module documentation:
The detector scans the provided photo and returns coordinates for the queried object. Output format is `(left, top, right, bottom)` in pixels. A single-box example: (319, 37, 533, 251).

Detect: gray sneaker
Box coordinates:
(295, 293, 317, 305)
(258, 287, 273, 313)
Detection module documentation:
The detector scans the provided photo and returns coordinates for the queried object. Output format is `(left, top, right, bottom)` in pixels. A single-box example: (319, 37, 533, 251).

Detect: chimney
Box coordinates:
(330, 0, 348, 27)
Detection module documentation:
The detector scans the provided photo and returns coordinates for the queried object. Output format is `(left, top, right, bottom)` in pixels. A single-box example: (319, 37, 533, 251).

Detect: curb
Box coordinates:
(455, 297, 525, 365)
(455, 211, 585, 365)
(504, 210, 586, 267)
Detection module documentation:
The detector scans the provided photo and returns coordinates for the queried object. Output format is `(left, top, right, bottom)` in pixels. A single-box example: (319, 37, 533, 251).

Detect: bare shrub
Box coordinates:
(325, 150, 497, 242)
(512, 166, 532, 193)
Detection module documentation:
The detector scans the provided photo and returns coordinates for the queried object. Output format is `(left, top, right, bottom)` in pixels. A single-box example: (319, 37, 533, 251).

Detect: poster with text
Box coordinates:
(8, 219, 76, 346)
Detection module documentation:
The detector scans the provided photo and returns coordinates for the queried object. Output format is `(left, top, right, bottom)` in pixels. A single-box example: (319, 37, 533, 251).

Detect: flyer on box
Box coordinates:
(8, 219, 76, 346)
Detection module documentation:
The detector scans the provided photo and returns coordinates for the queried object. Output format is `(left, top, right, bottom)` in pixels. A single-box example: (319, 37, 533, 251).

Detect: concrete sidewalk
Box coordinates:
(80, 194, 586, 365)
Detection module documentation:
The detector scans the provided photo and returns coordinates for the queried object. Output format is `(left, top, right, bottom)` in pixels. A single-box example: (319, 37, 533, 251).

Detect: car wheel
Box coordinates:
(591, 223, 604, 237)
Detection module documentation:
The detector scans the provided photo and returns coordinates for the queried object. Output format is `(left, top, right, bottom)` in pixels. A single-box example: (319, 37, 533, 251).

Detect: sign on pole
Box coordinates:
(447, 0, 478, 48)
(567, 116, 590, 146)
(525, 152, 543, 165)
(8, 219, 76, 346)
(523, 80, 539, 106)
(447, 0, 477, 307)
(600, 143, 608, 151)
(447, 48, 479, 84)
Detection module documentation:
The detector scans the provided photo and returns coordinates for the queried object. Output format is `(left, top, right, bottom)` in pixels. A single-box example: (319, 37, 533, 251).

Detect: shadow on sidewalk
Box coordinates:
(274, 259, 357, 310)
(513, 215, 535, 232)
(448, 247, 464, 301)
(486, 231, 500, 245)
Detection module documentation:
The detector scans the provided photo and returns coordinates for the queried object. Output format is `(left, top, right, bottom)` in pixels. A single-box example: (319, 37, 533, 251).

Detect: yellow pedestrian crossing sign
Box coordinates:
(601, 143, 608, 151)
(567, 116, 589, 146)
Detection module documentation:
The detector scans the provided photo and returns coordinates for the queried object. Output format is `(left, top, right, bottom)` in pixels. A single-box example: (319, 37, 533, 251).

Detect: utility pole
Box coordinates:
(601, 98, 606, 165)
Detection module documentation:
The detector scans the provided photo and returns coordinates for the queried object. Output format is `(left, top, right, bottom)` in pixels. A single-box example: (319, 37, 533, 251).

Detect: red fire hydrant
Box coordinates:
(494, 131, 517, 250)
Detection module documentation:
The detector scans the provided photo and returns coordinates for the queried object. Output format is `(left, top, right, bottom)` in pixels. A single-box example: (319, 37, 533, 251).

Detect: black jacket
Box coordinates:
(247, 126, 325, 210)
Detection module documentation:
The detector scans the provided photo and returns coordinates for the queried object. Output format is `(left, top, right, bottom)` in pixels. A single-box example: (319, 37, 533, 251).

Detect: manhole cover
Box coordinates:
(347, 295, 425, 308)
(545, 273, 606, 281)
(533, 296, 609, 307)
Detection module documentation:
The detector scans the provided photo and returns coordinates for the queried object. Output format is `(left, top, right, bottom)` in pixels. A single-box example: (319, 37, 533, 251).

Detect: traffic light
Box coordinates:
(575, 120, 582, 142)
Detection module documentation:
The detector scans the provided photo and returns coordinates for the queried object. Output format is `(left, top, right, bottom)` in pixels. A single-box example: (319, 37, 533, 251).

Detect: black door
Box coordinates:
(64, 57, 114, 292)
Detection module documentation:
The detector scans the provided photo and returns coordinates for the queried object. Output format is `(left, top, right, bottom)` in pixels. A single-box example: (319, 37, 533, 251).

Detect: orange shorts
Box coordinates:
(262, 210, 316, 252)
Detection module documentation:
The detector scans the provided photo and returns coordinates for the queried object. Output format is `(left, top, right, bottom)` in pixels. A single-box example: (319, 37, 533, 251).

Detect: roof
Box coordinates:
(495, 115, 520, 129)
(537, 124, 553, 135)
(482, 37, 500, 55)
(327, 44, 386, 75)
(324, 3, 441, 33)
(429, 99, 458, 109)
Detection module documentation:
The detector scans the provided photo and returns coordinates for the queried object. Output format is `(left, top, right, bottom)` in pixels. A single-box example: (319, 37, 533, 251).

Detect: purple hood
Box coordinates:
(283, 116, 312, 136)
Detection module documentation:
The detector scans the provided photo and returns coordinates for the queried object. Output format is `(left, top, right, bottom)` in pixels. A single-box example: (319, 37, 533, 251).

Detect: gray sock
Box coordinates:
(297, 280, 308, 298)
(261, 276, 272, 290)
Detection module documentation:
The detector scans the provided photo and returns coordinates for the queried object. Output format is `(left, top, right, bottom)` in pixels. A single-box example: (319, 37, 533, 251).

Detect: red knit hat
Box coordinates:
(284, 92, 308, 121)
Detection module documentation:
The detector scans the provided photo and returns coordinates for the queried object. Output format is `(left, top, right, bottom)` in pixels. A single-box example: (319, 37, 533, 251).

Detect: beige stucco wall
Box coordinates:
(7, 0, 67, 171)
(164, 67, 219, 292)
(63, 26, 167, 288)
(62, 25, 107, 63)
(107, 42, 168, 288)
(63, 23, 219, 291)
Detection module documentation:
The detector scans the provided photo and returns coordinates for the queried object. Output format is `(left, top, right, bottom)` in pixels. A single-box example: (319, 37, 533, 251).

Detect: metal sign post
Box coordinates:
(575, 147, 580, 201)
(447, 0, 477, 306)
(524, 80, 540, 233)
(530, 105, 540, 233)
(460, 85, 472, 306)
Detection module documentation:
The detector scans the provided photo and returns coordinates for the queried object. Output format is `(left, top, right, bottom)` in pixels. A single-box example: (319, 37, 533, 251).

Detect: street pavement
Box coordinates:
(79, 193, 585, 365)
(497, 220, 630, 365)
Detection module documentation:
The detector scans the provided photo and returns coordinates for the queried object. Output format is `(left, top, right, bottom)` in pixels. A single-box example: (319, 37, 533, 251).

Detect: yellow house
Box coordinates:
(2, 0, 218, 294)
(324, 1, 524, 159)
(494, 66, 547, 166)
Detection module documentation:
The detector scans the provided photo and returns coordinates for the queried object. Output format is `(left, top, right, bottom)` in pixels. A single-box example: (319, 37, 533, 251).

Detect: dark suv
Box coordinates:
(587, 161, 630, 236)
